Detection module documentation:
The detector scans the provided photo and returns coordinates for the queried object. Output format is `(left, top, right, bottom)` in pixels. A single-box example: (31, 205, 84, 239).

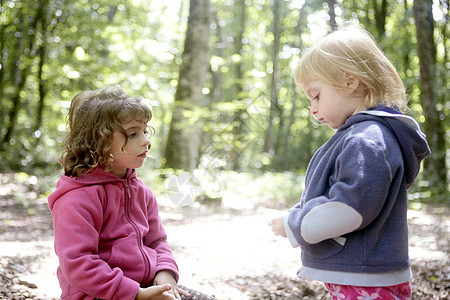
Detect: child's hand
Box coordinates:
(135, 284, 175, 300)
(153, 270, 190, 300)
(269, 216, 287, 237)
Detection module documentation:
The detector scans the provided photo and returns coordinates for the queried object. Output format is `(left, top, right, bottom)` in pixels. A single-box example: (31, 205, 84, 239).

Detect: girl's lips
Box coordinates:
(138, 151, 148, 158)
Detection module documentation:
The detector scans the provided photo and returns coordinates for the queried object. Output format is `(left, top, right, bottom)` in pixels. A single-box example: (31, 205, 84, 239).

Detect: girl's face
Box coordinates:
(302, 78, 367, 129)
(108, 120, 151, 178)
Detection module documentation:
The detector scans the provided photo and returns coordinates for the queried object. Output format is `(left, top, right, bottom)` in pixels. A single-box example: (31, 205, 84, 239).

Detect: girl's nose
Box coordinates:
(143, 136, 151, 149)
(310, 103, 318, 115)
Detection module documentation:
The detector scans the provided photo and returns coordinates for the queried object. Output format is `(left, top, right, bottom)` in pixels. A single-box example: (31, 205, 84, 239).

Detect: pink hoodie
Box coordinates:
(48, 167, 179, 300)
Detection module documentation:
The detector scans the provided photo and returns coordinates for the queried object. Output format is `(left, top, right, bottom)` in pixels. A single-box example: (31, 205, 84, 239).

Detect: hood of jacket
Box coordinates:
(48, 167, 136, 212)
(339, 106, 431, 188)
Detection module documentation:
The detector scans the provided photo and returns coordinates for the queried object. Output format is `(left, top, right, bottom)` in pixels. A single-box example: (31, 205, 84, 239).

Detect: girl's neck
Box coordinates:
(352, 102, 368, 116)
(108, 167, 128, 179)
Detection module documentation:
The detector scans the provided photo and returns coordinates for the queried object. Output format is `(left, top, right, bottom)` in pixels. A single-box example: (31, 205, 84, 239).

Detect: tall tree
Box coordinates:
(373, 0, 388, 37)
(34, 1, 56, 138)
(210, 10, 224, 107)
(281, 4, 305, 169)
(263, 0, 281, 154)
(0, 0, 5, 128)
(413, 0, 447, 194)
(229, 0, 247, 169)
(164, 0, 211, 170)
(327, 0, 337, 31)
(3, 0, 49, 145)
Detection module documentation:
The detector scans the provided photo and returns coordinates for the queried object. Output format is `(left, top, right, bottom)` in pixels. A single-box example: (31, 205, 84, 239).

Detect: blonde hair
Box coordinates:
(61, 85, 153, 177)
(295, 25, 407, 112)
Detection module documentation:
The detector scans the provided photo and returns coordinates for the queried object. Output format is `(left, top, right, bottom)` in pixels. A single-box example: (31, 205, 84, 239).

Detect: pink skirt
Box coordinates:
(324, 281, 412, 299)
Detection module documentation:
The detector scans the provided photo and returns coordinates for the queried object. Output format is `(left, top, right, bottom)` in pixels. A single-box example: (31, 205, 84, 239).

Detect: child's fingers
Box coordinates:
(162, 290, 178, 300)
(137, 285, 175, 300)
(176, 285, 191, 297)
(150, 284, 172, 295)
(171, 286, 186, 300)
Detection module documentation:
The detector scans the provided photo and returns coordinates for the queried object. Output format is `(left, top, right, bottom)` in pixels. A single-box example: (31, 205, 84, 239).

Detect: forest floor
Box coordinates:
(0, 173, 448, 299)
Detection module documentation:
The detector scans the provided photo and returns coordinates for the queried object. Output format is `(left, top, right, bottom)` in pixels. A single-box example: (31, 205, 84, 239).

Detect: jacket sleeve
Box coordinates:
(286, 129, 399, 247)
(52, 188, 139, 300)
(143, 189, 179, 281)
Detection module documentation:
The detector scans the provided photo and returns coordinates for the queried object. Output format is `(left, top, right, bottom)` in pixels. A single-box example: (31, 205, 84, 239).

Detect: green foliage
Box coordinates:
(0, 0, 186, 172)
(137, 165, 305, 208)
(0, 0, 447, 199)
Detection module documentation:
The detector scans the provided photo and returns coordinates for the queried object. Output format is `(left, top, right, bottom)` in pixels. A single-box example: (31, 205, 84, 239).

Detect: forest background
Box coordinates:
(0, 0, 449, 299)
(0, 0, 448, 204)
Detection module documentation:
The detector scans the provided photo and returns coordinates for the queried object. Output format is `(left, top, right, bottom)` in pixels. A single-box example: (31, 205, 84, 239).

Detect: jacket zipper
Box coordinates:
(123, 179, 152, 284)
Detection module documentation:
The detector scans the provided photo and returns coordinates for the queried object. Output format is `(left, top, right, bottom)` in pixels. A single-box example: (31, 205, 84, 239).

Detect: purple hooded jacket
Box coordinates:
(285, 107, 430, 284)
(48, 167, 178, 300)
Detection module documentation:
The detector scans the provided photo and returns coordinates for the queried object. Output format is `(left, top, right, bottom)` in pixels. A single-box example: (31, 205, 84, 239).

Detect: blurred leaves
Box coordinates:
(0, 0, 447, 197)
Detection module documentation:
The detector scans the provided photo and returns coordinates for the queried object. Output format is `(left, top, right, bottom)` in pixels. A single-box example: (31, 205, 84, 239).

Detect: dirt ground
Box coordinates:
(0, 173, 448, 299)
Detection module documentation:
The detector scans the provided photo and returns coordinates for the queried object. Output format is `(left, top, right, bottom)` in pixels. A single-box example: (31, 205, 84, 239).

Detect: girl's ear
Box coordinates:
(343, 72, 360, 92)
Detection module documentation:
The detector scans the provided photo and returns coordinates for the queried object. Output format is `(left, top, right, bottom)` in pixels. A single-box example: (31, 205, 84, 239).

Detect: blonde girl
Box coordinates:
(270, 25, 430, 300)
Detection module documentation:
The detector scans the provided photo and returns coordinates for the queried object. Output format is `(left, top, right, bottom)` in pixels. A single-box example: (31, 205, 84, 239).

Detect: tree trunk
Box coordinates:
(164, 0, 211, 170)
(211, 10, 224, 106)
(327, 0, 337, 31)
(402, 0, 411, 75)
(3, 13, 25, 145)
(3, 0, 48, 145)
(413, 0, 447, 193)
(34, 2, 52, 137)
(263, 0, 280, 154)
(373, 0, 388, 38)
(198, 8, 225, 165)
(34, 43, 47, 136)
(0, 17, 5, 133)
(159, 0, 185, 162)
(282, 5, 305, 169)
(229, 0, 247, 170)
(3, 63, 28, 144)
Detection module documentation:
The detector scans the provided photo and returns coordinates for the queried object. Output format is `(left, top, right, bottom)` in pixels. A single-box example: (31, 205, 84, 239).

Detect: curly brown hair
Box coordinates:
(61, 85, 153, 177)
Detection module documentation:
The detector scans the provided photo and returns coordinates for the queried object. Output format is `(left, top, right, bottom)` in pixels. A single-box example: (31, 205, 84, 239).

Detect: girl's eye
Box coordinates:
(127, 132, 136, 139)
(144, 129, 152, 139)
(313, 94, 319, 101)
